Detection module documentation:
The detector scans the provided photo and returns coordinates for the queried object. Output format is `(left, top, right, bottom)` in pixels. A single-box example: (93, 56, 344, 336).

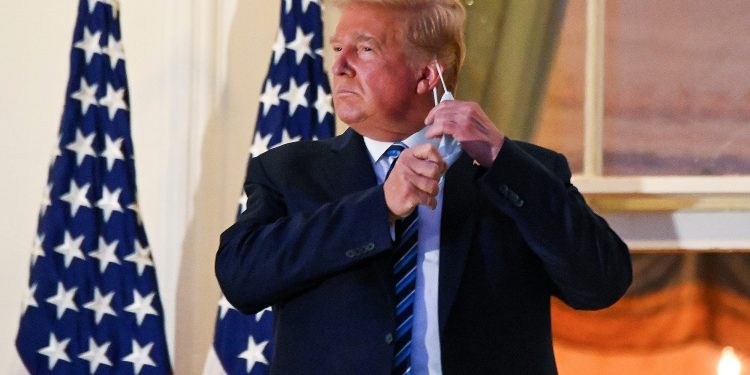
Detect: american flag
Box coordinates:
(15, 0, 172, 373)
(204, 0, 334, 373)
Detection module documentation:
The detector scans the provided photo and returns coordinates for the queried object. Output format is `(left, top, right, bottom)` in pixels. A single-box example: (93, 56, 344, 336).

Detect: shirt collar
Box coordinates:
(362, 126, 439, 162)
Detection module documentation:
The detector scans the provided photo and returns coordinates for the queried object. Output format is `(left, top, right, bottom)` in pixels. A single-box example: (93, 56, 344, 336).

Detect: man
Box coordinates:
(216, 0, 632, 373)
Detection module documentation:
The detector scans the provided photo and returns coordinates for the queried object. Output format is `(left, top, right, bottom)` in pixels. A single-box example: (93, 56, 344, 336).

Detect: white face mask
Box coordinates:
(430, 61, 461, 168)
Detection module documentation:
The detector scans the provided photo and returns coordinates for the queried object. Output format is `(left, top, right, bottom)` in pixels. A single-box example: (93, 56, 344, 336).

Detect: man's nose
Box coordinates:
(332, 50, 354, 77)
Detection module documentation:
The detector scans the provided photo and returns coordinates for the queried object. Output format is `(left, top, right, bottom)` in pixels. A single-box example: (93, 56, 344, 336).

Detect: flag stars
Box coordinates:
(40, 183, 53, 216)
(103, 35, 125, 68)
(314, 86, 334, 123)
(83, 287, 117, 324)
(123, 340, 156, 374)
(259, 80, 282, 117)
(66, 129, 96, 166)
(60, 180, 92, 217)
(70, 78, 99, 115)
(125, 240, 154, 276)
(54, 231, 86, 268)
(101, 135, 125, 171)
(74, 27, 102, 64)
(124, 290, 158, 325)
(238, 336, 269, 373)
(271, 30, 286, 65)
(218, 295, 236, 320)
(89, 237, 121, 273)
(45, 282, 79, 319)
(99, 84, 128, 121)
(96, 186, 123, 221)
(250, 131, 273, 157)
(279, 78, 309, 116)
(31, 233, 46, 266)
(38, 333, 72, 370)
(278, 128, 302, 147)
(78, 338, 113, 374)
(255, 306, 272, 322)
(286, 27, 314, 64)
(21, 283, 38, 314)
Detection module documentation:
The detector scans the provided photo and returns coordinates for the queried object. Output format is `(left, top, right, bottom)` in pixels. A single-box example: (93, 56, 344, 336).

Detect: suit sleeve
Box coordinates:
(215, 155, 393, 314)
(478, 138, 632, 310)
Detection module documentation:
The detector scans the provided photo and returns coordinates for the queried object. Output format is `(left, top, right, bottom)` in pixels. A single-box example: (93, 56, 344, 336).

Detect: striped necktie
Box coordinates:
(383, 143, 418, 374)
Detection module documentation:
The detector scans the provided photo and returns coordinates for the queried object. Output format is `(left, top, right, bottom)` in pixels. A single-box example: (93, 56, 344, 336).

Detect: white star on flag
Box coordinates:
(283, 0, 293, 14)
(123, 340, 156, 374)
(103, 35, 125, 68)
(70, 78, 99, 115)
(255, 306, 272, 322)
(259, 79, 282, 116)
(285, 27, 314, 64)
(74, 27, 102, 64)
(124, 240, 154, 276)
(49, 135, 62, 166)
(83, 287, 117, 324)
(238, 336, 269, 373)
(271, 30, 286, 65)
(66, 129, 96, 166)
(98, 83, 128, 120)
(314, 85, 334, 123)
(96, 186, 123, 221)
(45, 282, 79, 319)
(38, 333, 71, 370)
(101, 134, 125, 171)
(53, 231, 86, 268)
(250, 131, 273, 157)
(78, 338, 113, 373)
(89, 237, 121, 273)
(40, 183, 53, 216)
(218, 295, 236, 320)
(279, 78, 310, 116)
(124, 290, 158, 325)
(60, 180, 92, 216)
(21, 283, 38, 314)
(276, 128, 302, 148)
(31, 233, 46, 266)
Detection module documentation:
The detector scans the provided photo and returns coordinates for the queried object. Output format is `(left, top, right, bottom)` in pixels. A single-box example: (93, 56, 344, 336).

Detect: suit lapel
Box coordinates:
(438, 152, 479, 333)
(318, 128, 378, 197)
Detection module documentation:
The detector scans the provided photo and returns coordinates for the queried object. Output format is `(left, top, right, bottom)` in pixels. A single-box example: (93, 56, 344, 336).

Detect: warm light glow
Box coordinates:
(718, 347, 742, 375)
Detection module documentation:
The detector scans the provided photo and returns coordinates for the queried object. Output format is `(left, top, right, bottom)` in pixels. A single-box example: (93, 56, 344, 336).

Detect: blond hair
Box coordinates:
(332, 0, 466, 91)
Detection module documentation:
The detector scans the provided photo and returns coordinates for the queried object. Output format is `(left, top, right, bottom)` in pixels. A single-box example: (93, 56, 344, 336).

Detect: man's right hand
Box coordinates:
(383, 143, 447, 221)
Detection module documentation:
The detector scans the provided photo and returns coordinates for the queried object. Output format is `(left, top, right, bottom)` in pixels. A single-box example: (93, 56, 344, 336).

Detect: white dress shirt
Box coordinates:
(363, 132, 444, 375)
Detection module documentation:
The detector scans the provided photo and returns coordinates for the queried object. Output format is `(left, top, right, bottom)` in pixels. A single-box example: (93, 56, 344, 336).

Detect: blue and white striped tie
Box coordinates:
(384, 143, 418, 374)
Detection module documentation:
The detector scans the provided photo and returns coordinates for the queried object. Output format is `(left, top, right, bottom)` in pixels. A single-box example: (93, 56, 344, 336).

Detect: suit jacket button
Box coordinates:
(385, 333, 393, 344)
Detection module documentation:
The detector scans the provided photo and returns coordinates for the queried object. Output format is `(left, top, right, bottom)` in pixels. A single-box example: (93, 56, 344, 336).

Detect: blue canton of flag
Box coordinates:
(205, 0, 335, 374)
(15, 0, 172, 374)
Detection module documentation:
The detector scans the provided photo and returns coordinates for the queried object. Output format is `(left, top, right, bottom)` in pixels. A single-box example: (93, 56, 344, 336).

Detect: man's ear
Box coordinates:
(416, 62, 441, 95)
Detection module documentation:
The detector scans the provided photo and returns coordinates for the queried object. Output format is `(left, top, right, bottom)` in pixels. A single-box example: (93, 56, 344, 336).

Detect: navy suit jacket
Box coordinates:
(216, 129, 632, 374)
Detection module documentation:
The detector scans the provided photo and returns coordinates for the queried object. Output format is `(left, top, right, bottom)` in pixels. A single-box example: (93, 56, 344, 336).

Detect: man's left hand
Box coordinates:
(424, 100, 504, 167)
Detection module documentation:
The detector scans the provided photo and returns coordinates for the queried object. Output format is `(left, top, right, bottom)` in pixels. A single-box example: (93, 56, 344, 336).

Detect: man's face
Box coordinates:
(330, 4, 429, 140)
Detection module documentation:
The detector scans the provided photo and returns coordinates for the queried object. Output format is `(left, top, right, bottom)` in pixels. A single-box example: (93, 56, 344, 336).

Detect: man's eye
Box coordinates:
(361, 47, 373, 52)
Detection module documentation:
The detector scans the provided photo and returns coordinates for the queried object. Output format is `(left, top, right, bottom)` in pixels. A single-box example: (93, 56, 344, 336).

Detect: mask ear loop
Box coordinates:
(435, 60, 450, 94)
